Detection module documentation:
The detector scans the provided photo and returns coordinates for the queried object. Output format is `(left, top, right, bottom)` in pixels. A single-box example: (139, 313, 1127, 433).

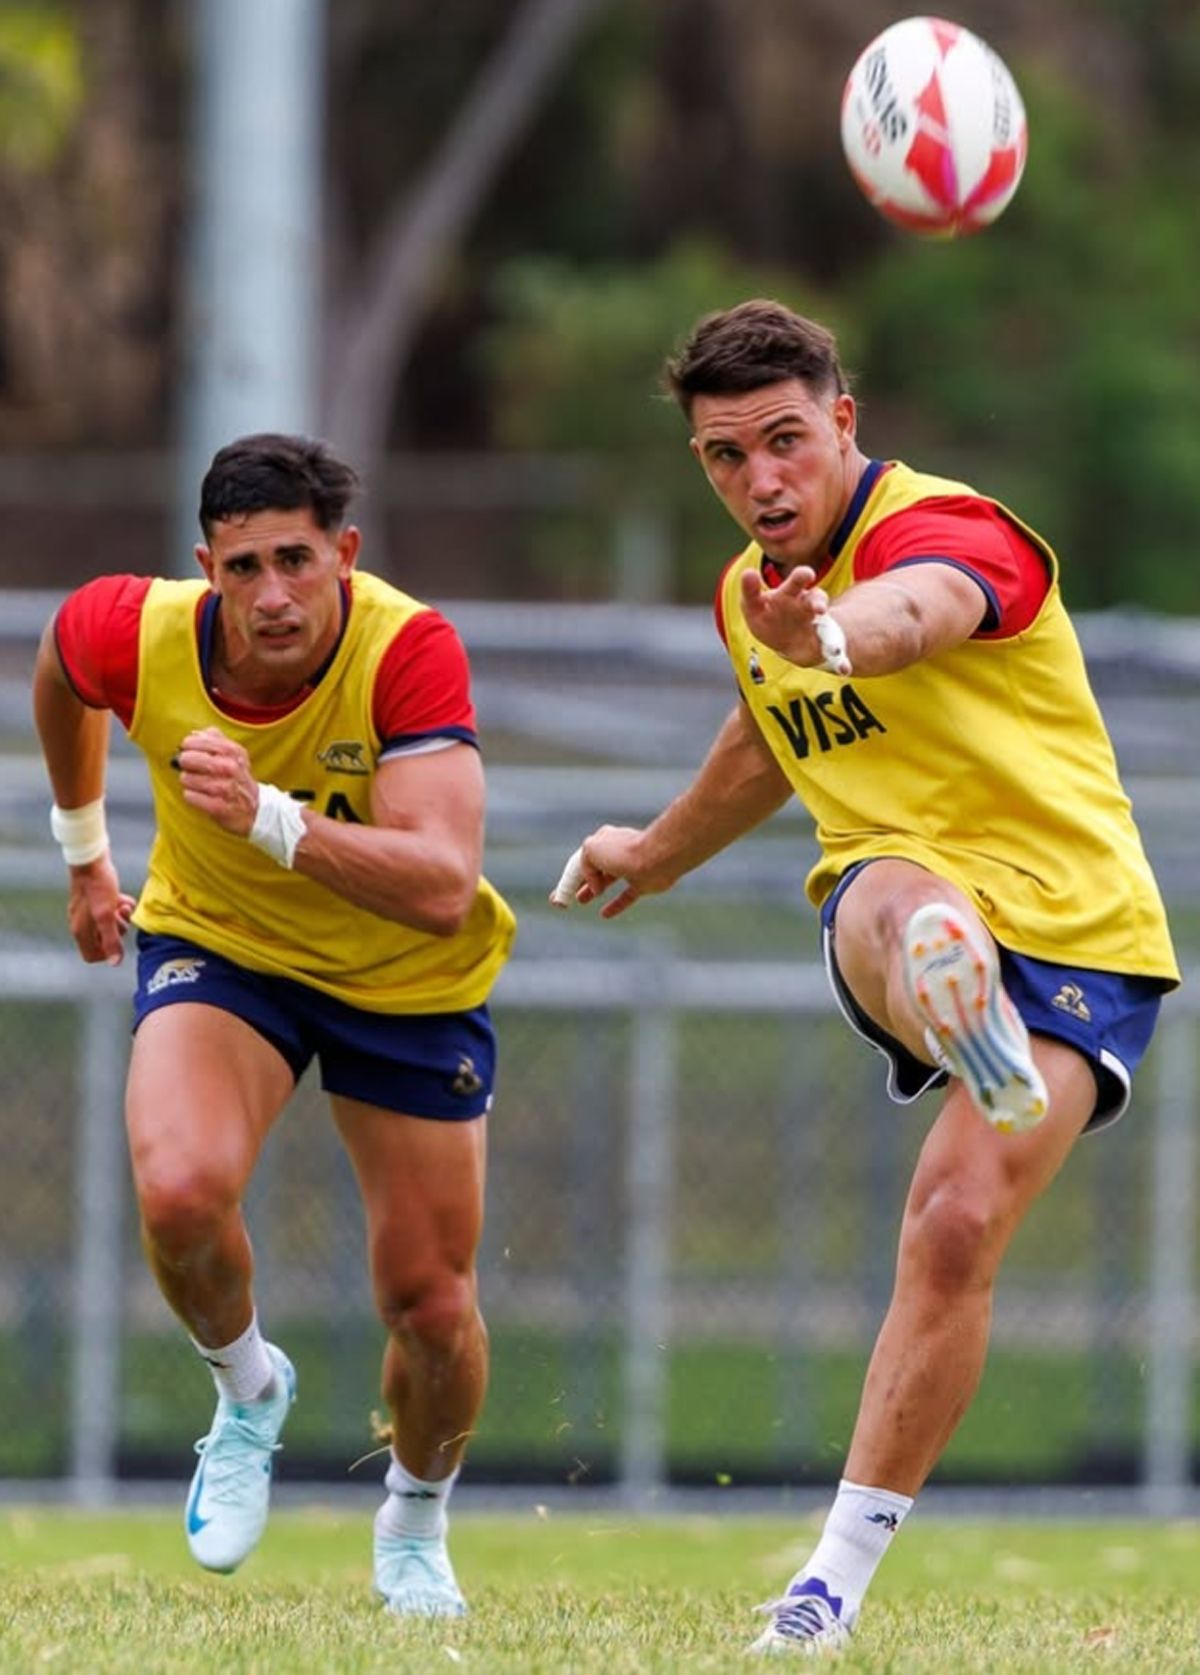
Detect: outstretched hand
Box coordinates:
(741, 566, 851, 674)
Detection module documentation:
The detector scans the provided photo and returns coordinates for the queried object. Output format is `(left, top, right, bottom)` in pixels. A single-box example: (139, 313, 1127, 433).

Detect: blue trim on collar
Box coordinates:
(828, 459, 886, 560)
(199, 591, 220, 688)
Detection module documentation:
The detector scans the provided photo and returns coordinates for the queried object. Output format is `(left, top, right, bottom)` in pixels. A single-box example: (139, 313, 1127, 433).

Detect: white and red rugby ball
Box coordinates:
(840, 16, 1027, 236)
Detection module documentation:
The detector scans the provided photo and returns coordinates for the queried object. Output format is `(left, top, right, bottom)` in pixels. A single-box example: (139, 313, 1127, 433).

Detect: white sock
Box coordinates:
(377, 1453, 459, 1540)
(789, 1479, 913, 1623)
(191, 1312, 275, 1405)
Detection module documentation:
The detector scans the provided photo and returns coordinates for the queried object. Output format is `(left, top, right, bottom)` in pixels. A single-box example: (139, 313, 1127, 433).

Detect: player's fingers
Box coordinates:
(775, 565, 817, 595)
(99, 928, 125, 966)
(599, 884, 642, 920)
(74, 920, 114, 965)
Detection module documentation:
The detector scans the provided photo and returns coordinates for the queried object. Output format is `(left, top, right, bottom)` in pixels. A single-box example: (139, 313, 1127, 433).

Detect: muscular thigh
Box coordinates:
(126, 1002, 297, 1200)
(332, 1097, 487, 1276)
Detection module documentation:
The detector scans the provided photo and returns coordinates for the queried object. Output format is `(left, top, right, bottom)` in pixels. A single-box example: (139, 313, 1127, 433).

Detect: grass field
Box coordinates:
(3, 1507, 1199, 1673)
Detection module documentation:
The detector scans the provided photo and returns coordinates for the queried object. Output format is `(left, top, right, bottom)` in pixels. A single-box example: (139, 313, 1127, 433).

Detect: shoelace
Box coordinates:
(757, 1591, 843, 1642)
(193, 1415, 283, 1507)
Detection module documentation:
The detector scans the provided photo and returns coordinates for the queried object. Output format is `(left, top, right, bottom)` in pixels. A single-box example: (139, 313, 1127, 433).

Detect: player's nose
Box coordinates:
(745, 452, 784, 501)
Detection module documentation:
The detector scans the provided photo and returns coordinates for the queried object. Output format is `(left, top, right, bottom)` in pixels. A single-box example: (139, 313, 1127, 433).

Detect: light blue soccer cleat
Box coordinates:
(748, 1576, 855, 1656)
(184, 1343, 296, 1573)
(373, 1514, 467, 1618)
(903, 902, 1048, 1135)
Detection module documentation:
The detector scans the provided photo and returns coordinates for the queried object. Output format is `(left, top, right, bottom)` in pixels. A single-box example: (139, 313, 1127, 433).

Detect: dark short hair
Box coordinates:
(663, 300, 849, 420)
(199, 433, 361, 536)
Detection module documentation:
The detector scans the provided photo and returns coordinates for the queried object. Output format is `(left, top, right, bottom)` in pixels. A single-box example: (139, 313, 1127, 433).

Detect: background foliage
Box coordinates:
(0, 0, 1197, 605)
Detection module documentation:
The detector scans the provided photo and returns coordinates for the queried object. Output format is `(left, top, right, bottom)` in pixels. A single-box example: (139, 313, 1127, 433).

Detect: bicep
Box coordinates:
(370, 744, 485, 858)
(878, 562, 989, 655)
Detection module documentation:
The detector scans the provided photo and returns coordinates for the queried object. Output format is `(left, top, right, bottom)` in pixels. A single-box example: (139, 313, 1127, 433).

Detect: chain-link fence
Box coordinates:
(2, 594, 1198, 1506)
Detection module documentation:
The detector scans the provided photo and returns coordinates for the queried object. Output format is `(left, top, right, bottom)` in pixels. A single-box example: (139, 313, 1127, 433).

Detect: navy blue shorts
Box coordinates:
(820, 863, 1168, 1133)
(133, 932, 496, 1120)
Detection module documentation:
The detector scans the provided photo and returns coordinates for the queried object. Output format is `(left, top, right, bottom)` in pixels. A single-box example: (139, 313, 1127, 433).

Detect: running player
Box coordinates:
(33, 433, 515, 1616)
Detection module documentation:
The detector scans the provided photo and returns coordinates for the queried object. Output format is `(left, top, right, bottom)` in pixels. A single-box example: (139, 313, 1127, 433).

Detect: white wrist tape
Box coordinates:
(248, 783, 308, 869)
(50, 799, 109, 867)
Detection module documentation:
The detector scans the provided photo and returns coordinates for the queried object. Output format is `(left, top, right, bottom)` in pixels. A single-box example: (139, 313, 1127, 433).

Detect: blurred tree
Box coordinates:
(475, 0, 1200, 609)
(0, 0, 1196, 608)
(322, 0, 614, 495)
(0, 2, 81, 169)
(0, 0, 180, 446)
(484, 242, 846, 600)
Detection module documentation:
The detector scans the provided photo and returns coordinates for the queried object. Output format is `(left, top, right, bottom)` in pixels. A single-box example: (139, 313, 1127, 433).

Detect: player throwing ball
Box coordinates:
(33, 434, 515, 1616)
(553, 301, 1178, 1653)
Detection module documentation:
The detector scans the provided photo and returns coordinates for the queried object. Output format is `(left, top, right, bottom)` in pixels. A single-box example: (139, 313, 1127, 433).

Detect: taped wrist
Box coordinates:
(248, 783, 307, 869)
(50, 798, 109, 866)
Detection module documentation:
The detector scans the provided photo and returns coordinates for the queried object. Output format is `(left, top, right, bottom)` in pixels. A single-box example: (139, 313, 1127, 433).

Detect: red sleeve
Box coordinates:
(372, 609, 479, 753)
(54, 574, 153, 729)
(853, 497, 1051, 637)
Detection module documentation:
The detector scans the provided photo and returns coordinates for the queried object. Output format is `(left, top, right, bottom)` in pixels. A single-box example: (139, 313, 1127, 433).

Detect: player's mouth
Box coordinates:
(756, 509, 798, 541)
(255, 622, 304, 646)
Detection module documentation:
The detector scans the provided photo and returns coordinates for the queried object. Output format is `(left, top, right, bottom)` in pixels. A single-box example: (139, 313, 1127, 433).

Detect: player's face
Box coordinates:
(689, 381, 860, 570)
(196, 506, 360, 696)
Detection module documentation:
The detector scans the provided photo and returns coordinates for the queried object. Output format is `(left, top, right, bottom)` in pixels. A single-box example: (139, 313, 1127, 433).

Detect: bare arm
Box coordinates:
(572, 701, 792, 919)
(175, 728, 484, 936)
(31, 620, 135, 964)
(32, 619, 111, 808)
(742, 560, 988, 677)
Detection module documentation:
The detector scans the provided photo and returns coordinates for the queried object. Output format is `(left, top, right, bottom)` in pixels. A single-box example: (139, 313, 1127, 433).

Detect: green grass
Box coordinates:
(3, 1509, 1199, 1673)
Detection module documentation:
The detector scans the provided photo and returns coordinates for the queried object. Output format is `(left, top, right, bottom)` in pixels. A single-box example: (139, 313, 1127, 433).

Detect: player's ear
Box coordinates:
(195, 544, 215, 584)
(833, 393, 857, 444)
(336, 524, 361, 574)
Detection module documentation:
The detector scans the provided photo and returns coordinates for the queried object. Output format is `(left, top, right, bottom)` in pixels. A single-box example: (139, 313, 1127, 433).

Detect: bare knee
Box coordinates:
(137, 1165, 239, 1259)
(378, 1267, 478, 1358)
(901, 1179, 1006, 1296)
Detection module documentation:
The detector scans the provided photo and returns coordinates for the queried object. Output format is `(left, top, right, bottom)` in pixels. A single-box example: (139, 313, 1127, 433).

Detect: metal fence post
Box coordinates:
(1143, 1005, 1197, 1514)
(619, 953, 675, 1506)
(70, 994, 129, 1504)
